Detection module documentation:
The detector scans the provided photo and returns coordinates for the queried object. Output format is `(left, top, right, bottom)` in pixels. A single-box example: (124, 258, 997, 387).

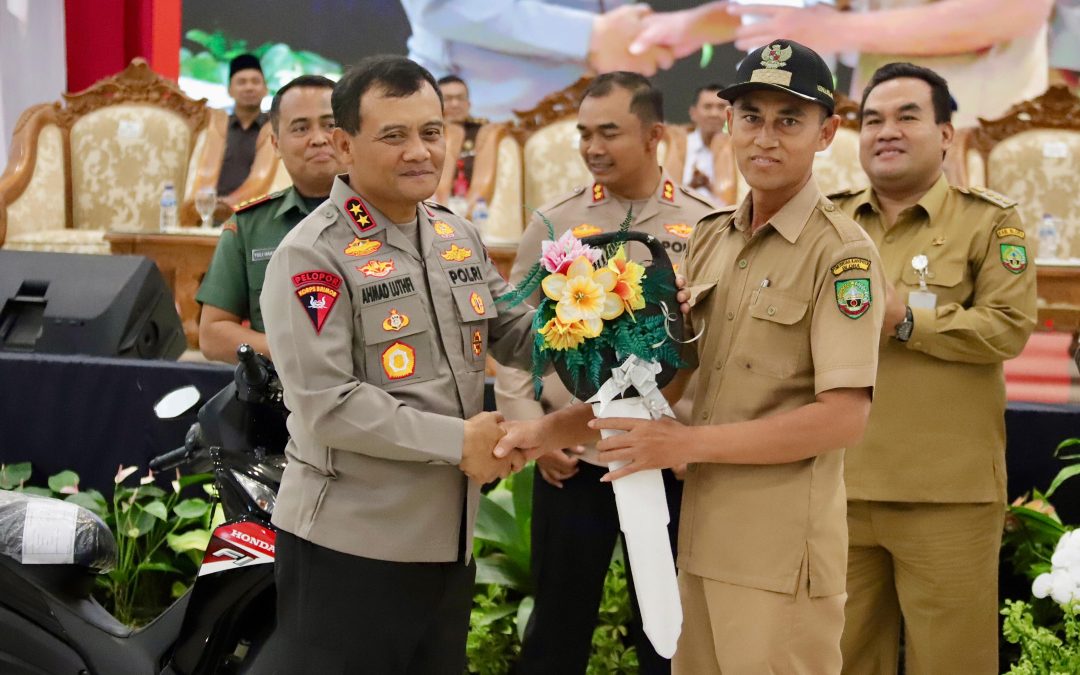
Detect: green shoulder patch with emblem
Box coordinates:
(1000, 244, 1028, 274)
(835, 278, 872, 319)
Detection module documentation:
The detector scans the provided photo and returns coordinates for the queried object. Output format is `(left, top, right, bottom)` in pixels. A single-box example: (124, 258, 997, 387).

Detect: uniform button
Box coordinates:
(885, 234, 895, 243)
(700, 412, 709, 421)
(726, 311, 734, 320)
(824, 204, 836, 212)
(737, 259, 748, 269)
(324, 210, 335, 219)
(767, 306, 776, 316)
(913, 341, 922, 349)
(714, 362, 722, 370)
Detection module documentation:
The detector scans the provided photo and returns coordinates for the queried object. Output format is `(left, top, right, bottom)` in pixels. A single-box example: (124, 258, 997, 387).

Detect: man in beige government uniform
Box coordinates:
(260, 55, 535, 673)
(503, 41, 886, 672)
(496, 72, 714, 674)
(830, 63, 1037, 674)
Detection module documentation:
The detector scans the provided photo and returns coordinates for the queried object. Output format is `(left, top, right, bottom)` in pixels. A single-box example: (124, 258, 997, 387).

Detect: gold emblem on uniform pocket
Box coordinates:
(664, 223, 694, 238)
(357, 259, 395, 278)
(572, 224, 603, 238)
(381, 341, 416, 380)
(441, 244, 473, 262)
(381, 308, 410, 332)
(470, 291, 486, 316)
(472, 329, 483, 356)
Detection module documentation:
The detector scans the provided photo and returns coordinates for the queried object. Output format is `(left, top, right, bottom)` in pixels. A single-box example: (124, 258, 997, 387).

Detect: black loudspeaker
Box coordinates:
(0, 251, 186, 359)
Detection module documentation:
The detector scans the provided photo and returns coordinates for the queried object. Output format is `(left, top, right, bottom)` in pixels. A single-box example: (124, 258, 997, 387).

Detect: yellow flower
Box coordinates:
(538, 316, 590, 350)
(607, 246, 646, 317)
(541, 255, 624, 336)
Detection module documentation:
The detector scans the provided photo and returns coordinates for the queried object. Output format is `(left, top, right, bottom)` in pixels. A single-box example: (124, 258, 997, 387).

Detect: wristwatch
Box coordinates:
(894, 306, 914, 342)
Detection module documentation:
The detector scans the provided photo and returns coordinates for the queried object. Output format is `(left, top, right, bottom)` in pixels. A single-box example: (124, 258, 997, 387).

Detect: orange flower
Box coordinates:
(607, 246, 646, 317)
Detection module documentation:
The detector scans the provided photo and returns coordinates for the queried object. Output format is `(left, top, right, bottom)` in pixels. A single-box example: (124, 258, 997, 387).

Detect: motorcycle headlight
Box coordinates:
(231, 470, 276, 515)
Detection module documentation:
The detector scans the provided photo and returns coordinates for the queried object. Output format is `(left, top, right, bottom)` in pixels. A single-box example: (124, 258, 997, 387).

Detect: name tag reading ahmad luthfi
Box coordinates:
(909, 254, 937, 310)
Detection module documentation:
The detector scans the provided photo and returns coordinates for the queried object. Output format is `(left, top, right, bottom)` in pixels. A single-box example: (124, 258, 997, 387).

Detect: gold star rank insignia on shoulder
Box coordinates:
(662, 179, 675, 202)
(345, 197, 376, 232)
(592, 184, 606, 202)
(835, 279, 871, 319)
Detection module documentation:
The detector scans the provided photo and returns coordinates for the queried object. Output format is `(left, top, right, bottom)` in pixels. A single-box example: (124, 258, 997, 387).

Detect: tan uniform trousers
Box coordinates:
(674, 557, 846, 675)
(841, 500, 1005, 675)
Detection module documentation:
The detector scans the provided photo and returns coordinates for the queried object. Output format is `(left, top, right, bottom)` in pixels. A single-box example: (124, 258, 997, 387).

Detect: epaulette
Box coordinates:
(820, 201, 866, 244)
(677, 184, 719, 209)
(234, 188, 286, 213)
(424, 199, 457, 216)
(535, 185, 588, 214)
(960, 185, 1016, 209)
(826, 187, 865, 201)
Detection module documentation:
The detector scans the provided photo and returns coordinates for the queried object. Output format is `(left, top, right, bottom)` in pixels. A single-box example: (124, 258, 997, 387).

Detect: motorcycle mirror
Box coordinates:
(154, 386, 201, 419)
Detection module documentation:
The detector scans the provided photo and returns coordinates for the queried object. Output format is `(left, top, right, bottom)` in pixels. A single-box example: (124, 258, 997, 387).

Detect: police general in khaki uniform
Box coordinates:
(583, 41, 885, 673)
(497, 71, 716, 675)
(259, 56, 535, 673)
(829, 63, 1037, 675)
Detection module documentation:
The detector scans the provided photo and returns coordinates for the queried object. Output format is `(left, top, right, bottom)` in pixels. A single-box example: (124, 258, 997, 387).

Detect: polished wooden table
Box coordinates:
(1037, 262, 1080, 333)
(105, 229, 221, 349)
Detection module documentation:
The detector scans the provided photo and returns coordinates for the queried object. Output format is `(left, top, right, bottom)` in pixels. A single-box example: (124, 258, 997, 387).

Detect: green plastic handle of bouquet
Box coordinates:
(556, 230, 685, 401)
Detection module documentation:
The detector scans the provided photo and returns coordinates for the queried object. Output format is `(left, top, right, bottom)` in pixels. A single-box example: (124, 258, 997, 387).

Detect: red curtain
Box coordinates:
(64, 0, 180, 93)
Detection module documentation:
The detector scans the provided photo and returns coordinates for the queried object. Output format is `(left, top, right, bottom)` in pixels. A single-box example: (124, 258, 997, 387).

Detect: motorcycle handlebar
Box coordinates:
(237, 344, 268, 388)
(149, 446, 190, 472)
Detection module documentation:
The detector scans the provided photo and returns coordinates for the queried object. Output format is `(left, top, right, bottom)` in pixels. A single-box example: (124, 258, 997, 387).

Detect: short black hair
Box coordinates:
(437, 75, 468, 92)
(270, 74, 336, 134)
(332, 55, 443, 136)
(581, 72, 664, 125)
(860, 62, 954, 125)
(692, 83, 726, 106)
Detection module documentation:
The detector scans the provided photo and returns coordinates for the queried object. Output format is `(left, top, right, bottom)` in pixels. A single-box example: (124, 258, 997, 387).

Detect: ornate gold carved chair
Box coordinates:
(953, 86, 1080, 256)
(0, 59, 217, 252)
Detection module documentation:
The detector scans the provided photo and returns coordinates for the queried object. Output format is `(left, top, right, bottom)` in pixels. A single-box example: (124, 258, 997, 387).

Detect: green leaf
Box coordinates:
(474, 554, 531, 593)
(136, 561, 181, 574)
(171, 580, 189, 599)
(511, 467, 534, 542)
(167, 529, 211, 554)
(475, 494, 520, 553)
(65, 492, 107, 516)
(1055, 438, 1080, 459)
(143, 500, 169, 521)
(173, 498, 210, 520)
(18, 486, 53, 498)
(473, 603, 518, 627)
(700, 44, 714, 69)
(47, 470, 79, 494)
(0, 462, 31, 489)
(1045, 463, 1080, 499)
(516, 596, 535, 642)
(135, 484, 167, 499)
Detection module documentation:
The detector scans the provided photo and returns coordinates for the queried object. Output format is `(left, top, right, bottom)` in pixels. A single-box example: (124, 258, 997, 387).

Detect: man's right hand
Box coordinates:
(536, 449, 581, 488)
(589, 4, 675, 76)
(461, 412, 512, 484)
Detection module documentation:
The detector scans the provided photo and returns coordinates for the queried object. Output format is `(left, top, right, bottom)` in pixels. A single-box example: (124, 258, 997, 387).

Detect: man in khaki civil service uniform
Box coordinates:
(501, 40, 886, 672)
(829, 62, 1037, 674)
(496, 71, 714, 674)
(259, 55, 536, 673)
(197, 75, 342, 363)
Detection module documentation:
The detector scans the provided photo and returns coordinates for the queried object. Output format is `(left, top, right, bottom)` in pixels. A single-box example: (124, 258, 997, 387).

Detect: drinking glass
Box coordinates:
(195, 187, 217, 229)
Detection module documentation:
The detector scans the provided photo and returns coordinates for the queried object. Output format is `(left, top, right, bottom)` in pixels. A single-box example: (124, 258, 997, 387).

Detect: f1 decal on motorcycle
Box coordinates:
(199, 521, 277, 576)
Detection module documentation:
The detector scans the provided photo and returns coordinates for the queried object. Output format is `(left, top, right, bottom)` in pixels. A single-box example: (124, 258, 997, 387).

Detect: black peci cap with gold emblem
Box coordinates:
(718, 40, 836, 115)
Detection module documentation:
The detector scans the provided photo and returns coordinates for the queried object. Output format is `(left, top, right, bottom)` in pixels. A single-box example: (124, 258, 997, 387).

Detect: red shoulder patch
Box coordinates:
(291, 270, 342, 334)
(221, 221, 238, 233)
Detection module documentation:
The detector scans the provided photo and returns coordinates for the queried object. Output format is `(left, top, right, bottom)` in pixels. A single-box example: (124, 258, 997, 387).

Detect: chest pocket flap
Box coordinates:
(360, 294, 428, 345)
(451, 284, 498, 322)
(750, 288, 808, 325)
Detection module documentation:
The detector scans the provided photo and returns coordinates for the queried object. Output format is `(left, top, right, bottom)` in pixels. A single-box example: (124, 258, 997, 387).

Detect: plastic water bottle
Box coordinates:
(159, 182, 178, 232)
(1038, 213, 1060, 260)
(472, 198, 489, 234)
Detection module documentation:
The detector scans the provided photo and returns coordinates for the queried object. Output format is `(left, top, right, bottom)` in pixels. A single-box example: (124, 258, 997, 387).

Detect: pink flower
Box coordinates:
(540, 230, 601, 274)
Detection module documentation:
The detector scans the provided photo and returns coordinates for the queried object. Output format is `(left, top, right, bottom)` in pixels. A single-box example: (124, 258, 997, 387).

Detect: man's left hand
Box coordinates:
(590, 416, 690, 481)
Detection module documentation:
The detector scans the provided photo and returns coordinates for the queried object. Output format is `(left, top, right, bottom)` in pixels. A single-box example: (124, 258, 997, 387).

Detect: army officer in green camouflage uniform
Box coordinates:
(196, 74, 344, 363)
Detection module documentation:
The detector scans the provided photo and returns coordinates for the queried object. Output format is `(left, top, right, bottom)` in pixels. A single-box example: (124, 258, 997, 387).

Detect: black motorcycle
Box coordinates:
(0, 345, 287, 674)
